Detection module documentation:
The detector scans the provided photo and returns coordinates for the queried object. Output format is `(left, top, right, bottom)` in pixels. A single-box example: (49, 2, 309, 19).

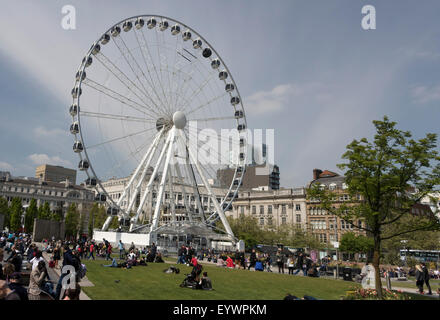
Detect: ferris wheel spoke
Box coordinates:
(86, 126, 156, 149)
(188, 116, 236, 122)
(152, 28, 172, 112)
(94, 52, 163, 118)
(180, 70, 223, 114)
(111, 36, 164, 113)
(102, 138, 152, 179)
(82, 78, 157, 119)
(185, 92, 229, 116)
(157, 29, 175, 116)
(134, 28, 171, 116)
(80, 110, 155, 123)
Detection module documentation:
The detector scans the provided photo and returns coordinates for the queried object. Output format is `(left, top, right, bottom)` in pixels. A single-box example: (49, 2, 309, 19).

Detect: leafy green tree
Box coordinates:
(109, 216, 119, 229)
(24, 199, 38, 233)
(0, 197, 10, 229)
(309, 116, 440, 299)
(38, 202, 52, 220)
(88, 203, 99, 237)
(9, 197, 23, 232)
(51, 208, 63, 222)
(65, 203, 79, 239)
(340, 232, 374, 260)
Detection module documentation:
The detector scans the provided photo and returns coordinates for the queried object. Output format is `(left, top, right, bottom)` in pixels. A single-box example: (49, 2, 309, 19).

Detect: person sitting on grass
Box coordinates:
(154, 252, 164, 263)
(226, 256, 235, 268)
(102, 258, 118, 268)
(196, 271, 212, 290)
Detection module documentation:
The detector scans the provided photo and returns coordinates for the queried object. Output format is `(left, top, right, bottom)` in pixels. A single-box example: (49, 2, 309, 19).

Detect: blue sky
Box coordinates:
(0, 0, 439, 187)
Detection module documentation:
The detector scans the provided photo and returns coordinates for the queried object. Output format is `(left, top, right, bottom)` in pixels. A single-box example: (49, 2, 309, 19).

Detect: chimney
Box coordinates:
(313, 169, 322, 180)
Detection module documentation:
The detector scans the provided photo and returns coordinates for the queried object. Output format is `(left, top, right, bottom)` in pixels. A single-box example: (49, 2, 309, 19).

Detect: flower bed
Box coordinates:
(342, 288, 410, 300)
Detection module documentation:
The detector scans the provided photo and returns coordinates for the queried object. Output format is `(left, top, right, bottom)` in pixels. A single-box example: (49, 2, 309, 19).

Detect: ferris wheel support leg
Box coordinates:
(129, 128, 174, 231)
(179, 130, 235, 241)
(150, 127, 176, 232)
(168, 164, 177, 224)
(116, 129, 163, 208)
(174, 161, 193, 223)
(178, 137, 204, 222)
(126, 130, 163, 215)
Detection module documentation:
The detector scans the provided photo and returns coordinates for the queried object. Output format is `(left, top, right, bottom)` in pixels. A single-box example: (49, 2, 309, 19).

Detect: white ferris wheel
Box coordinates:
(69, 15, 247, 243)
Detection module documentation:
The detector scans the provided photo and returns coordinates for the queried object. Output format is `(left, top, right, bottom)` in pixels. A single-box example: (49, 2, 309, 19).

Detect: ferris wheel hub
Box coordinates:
(172, 110, 187, 129)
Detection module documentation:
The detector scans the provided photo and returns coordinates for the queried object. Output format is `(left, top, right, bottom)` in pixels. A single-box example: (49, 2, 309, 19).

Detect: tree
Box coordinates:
(0, 197, 10, 230)
(340, 232, 373, 260)
(38, 202, 52, 220)
(308, 117, 440, 299)
(88, 203, 107, 237)
(51, 209, 63, 222)
(24, 199, 38, 233)
(9, 197, 23, 232)
(65, 203, 79, 239)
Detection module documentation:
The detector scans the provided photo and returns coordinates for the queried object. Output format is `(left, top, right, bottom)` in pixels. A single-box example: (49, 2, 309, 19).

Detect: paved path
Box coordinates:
(35, 243, 92, 300)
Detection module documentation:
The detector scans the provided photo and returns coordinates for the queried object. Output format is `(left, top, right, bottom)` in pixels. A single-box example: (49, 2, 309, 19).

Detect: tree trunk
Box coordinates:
(372, 235, 383, 299)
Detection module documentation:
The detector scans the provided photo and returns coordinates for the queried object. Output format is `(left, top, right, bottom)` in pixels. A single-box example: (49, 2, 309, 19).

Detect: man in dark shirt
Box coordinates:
(8, 272, 28, 300)
(0, 279, 20, 300)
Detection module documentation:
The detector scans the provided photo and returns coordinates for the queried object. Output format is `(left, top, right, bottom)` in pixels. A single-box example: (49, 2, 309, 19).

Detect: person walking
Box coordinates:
(53, 246, 61, 269)
(118, 240, 125, 259)
(415, 264, 424, 294)
(248, 249, 257, 270)
(293, 252, 303, 275)
(106, 243, 112, 261)
(276, 249, 285, 274)
(88, 242, 95, 260)
(421, 263, 432, 295)
(287, 255, 295, 275)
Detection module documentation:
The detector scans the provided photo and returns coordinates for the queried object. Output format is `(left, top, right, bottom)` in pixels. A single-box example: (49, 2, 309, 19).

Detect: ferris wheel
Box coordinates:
(69, 15, 247, 242)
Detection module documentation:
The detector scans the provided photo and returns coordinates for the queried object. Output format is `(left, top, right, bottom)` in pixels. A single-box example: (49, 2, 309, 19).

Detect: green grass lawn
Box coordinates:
(81, 259, 361, 300)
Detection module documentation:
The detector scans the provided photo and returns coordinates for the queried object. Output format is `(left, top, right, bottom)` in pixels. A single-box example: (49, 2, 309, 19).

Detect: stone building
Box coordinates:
(227, 187, 307, 229)
(0, 171, 95, 234)
(217, 164, 280, 190)
(35, 164, 77, 185)
(306, 169, 366, 246)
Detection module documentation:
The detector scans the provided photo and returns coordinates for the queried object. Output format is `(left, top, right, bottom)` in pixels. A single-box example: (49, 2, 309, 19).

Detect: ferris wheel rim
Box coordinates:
(70, 14, 249, 224)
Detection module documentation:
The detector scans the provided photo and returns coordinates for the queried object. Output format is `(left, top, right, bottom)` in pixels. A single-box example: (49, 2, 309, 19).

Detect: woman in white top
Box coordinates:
(29, 251, 44, 271)
(287, 256, 295, 275)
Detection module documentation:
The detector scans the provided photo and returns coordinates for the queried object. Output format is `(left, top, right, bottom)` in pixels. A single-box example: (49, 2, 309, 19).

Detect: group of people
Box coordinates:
(0, 231, 82, 300)
(102, 240, 165, 269)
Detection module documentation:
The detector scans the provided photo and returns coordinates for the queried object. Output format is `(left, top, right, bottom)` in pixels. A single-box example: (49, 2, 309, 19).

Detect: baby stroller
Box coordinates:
(179, 273, 198, 289)
(180, 264, 202, 289)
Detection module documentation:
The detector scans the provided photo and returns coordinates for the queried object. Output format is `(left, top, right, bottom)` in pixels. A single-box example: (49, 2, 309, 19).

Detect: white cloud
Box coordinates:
(410, 85, 440, 104)
(0, 161, 13, 171)
(28, 154, 73, 168)
(34, 126, 67, 138)
(246, 82, 333, 115)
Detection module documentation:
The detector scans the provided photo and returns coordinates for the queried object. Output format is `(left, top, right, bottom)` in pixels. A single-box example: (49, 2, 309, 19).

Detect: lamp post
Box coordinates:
(335, 216, 339, 279)
(401, 240, 408, 267)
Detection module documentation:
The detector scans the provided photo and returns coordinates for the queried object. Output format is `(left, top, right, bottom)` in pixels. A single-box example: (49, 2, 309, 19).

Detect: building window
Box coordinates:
(259, 217, 264, 225)
(281, 204, 286, 214)
(296, 204, 301, 211)
(267, 217, 273, 225)
(281, 216, 287, 224)
(296, 214, 301, 223)
(259, 205, 264, 214)
(252, 205, 256, 214)
(268, 205, 272, 214)
(240, 206, 244, 214)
